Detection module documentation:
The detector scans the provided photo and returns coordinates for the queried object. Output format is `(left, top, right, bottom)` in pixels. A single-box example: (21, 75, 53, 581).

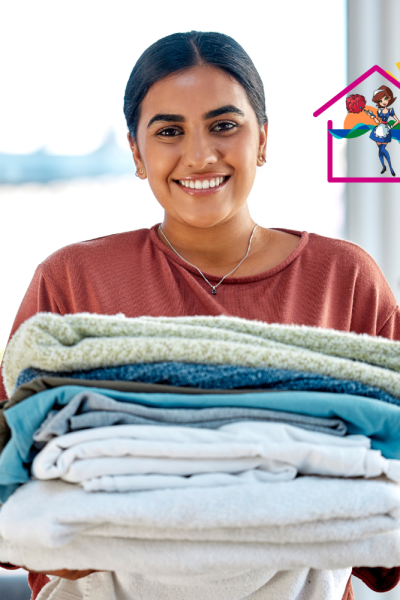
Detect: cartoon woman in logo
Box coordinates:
(367, 85, 399, 176)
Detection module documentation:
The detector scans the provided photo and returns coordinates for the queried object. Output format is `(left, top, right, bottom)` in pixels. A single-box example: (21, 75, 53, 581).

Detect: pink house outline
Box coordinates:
(313, 65, 400, 183)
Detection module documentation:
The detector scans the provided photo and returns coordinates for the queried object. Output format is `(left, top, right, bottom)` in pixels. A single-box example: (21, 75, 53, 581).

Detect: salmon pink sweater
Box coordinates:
(1, 224, 400, 599)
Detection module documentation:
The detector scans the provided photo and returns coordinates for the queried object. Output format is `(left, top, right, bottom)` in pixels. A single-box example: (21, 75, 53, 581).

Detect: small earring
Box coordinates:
(135, 168, 144, 177)
(259, 156, 266, 163)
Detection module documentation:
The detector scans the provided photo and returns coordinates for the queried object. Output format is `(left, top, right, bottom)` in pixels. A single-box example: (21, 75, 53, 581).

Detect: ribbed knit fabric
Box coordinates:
(1, 224, 400, 598)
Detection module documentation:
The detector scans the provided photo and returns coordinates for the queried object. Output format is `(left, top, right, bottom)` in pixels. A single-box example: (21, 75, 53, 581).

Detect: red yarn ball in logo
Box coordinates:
(346, 94, 366, 114)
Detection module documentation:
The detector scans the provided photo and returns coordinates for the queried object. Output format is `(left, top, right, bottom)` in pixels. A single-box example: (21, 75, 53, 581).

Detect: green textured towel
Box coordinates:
(3, 312, 400, 400)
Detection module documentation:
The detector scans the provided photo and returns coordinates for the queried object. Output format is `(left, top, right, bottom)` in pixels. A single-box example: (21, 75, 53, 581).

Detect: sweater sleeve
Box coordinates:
(0, 265, 61, 402)
(352, 567, 400, 593)
(377, 306, 400, 341)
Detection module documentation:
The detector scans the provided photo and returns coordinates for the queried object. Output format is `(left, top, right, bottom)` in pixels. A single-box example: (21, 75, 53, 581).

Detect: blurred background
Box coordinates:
(0, 0, 399, 598)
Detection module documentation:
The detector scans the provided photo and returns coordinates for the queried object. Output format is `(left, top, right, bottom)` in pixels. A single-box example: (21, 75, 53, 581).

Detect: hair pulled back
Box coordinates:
(124, 31, 267, 139)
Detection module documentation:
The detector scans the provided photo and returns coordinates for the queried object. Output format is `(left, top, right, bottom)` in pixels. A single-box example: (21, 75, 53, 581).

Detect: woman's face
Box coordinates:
(132, 65, 267, 229)
(380, 96, 389, 107)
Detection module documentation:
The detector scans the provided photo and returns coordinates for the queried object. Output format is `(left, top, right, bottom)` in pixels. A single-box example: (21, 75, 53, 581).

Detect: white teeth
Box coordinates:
(179, 176, 226, 189)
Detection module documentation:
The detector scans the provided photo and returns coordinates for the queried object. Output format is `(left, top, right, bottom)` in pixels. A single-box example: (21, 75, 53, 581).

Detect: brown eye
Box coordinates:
(211, 121, 237, 132)
(157, 127, 182, 137)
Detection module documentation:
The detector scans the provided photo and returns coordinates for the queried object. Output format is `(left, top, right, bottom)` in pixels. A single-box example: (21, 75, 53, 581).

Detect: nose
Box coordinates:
(181, 130, 219, 169)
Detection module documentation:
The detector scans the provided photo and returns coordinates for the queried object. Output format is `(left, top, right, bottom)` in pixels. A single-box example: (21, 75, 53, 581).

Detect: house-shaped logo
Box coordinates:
(314, 65, 400, 183)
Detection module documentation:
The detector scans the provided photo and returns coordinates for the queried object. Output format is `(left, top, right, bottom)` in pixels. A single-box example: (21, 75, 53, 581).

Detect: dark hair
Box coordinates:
(124, 31, 268, 138)
(372, 85, 396, 107)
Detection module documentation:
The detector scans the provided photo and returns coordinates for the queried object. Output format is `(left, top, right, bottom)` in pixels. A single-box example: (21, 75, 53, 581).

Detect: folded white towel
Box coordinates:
(0, 525, 399, 577)
(33, 568, 352, 600)
(31, 422, 400, 486)
(1, 477, 400, 550)
(4, 312, 400, 398)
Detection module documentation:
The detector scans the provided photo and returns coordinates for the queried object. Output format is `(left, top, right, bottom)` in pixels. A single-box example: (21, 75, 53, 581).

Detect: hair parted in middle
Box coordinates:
(372, 85, 397, 107)
(124, 31, 268, 140)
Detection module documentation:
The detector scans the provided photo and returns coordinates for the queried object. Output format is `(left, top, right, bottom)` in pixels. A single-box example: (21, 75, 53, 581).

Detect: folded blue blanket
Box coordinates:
(1, 385, 400, 503)
(15, 363, 400, 406)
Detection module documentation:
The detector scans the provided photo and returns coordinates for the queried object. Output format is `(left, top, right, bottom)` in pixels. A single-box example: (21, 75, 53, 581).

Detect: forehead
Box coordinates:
(139, 65, 253, 122)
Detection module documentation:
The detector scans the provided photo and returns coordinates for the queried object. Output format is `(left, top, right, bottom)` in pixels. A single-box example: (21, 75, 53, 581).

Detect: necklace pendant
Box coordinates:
(212, 288, 217, 295)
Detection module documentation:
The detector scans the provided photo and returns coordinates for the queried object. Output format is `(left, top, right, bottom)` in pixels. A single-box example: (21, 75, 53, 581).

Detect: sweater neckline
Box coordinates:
(149, 224, 309, 285)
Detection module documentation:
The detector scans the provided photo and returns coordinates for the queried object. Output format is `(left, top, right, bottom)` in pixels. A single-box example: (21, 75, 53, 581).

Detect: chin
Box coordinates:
(181, 212, 230, 229)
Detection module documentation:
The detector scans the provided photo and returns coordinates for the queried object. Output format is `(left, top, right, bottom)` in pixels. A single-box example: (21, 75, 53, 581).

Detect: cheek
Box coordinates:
(232, 134, 259, 176)
(145, 145, 178, 186)
(225, 131, 258, 168)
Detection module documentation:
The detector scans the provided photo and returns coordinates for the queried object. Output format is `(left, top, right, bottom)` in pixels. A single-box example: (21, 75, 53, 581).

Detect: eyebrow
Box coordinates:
(147, 105, 245, 128)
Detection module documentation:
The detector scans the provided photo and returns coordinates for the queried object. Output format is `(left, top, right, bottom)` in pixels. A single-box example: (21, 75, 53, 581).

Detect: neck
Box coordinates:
(158, 208, 259, 276)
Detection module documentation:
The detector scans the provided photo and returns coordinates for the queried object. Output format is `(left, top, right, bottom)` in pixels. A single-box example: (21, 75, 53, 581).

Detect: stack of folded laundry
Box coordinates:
(1, 312, 400, 582)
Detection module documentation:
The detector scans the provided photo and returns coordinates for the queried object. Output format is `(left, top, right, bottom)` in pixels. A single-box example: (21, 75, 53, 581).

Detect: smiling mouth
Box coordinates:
(175, 176, 229, 190)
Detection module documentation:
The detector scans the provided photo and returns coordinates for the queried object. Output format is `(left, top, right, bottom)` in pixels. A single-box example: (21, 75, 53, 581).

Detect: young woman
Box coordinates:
(368, 84, 399, 175)
(1, 31, 400, 600)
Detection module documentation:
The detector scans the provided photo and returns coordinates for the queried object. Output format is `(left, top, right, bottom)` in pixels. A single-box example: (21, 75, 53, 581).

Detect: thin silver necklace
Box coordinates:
(158, 224, 259, 295)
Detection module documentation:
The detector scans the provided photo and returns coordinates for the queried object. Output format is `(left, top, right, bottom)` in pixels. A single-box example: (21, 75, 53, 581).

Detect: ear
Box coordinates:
(257, 121, 268, 166)
(127, 132, 147, 179)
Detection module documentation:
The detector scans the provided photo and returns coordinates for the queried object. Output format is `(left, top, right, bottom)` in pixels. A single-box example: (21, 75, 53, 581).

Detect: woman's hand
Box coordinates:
(22, 567, 102, 580)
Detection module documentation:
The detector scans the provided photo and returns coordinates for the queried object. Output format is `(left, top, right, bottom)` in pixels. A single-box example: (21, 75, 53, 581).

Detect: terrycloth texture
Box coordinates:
(3, 385, 400, 503)
(15, 363, 400, 406)
(1, 530, 398, 581)
(1, 478, 400, 573)
(4, 313, 400, 400)
(3, 477, 400, 546)
(33, 568, 352, 600)
(31, 423, 400, 489)
(33, 390, 348, 442)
